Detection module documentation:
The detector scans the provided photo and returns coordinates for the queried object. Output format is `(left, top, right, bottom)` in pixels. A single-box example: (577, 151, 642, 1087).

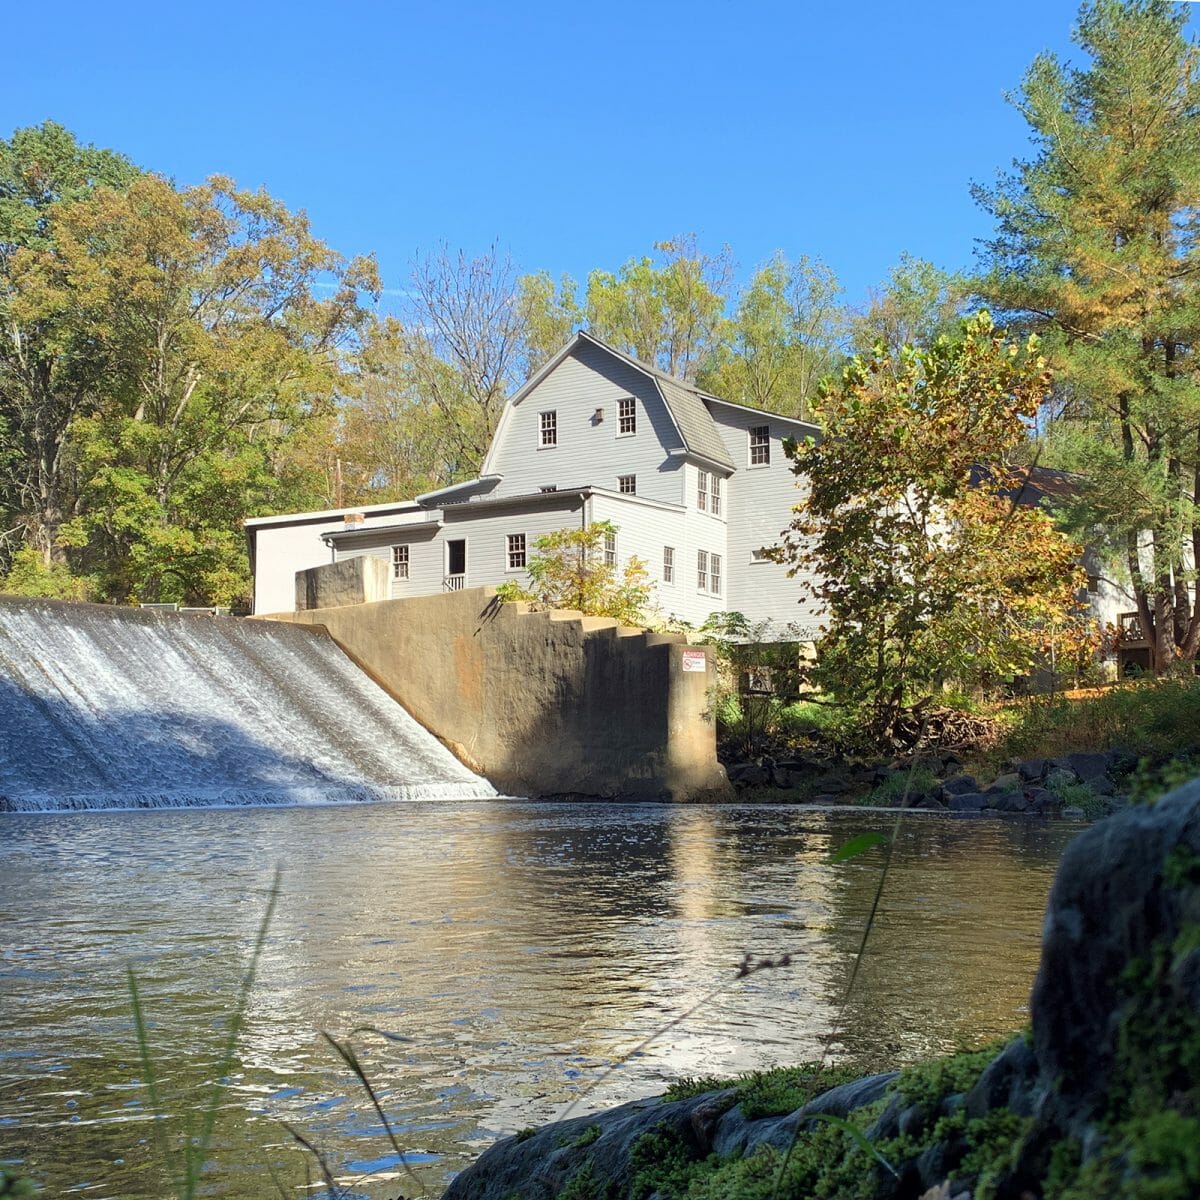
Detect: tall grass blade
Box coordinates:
(126, 965, 182, 1196)
(321, 1030, 427, 1195)
(181, 865, 282, 1196)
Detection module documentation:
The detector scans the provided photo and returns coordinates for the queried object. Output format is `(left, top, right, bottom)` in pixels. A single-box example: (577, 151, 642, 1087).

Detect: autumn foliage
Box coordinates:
(778, 312, 1095, 738)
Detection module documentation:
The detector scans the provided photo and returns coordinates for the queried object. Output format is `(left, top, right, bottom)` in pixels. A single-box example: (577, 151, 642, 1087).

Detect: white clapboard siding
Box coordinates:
(706, 401, 826, 637)
(488, 340, 686, 505)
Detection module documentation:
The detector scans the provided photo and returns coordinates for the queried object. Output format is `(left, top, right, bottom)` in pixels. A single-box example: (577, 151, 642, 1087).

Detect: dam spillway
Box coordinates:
(0, 597, 496, 811)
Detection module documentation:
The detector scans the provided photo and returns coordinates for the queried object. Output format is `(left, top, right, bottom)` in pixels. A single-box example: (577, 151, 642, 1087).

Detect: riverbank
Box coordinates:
(719, 676, 1200, 820)
(446, 776, 1200, 1199)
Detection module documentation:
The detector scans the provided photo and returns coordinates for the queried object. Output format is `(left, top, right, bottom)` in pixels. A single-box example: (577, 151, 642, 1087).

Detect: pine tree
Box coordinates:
(975, 0, 1200, 670)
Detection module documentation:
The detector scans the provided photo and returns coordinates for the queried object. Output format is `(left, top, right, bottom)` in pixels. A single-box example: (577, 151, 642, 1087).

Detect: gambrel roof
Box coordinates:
(481, 330, 736, 474)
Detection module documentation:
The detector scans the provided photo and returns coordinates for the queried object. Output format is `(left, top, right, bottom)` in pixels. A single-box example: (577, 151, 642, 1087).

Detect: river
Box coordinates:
(0, 801, 1077, 1198)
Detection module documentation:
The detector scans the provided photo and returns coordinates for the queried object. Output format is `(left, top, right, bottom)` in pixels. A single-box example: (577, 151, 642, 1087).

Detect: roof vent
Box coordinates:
(593, 407, 604, 424)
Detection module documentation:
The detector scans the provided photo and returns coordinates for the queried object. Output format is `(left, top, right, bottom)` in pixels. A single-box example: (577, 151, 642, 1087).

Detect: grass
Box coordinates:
(857, 767, 937, 807)
(987, 677, 1200, 769)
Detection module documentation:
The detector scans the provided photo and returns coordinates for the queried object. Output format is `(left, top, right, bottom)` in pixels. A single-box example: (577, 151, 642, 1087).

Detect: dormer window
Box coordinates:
(539, 410, 557, 447)
(618, 397, 636, 435)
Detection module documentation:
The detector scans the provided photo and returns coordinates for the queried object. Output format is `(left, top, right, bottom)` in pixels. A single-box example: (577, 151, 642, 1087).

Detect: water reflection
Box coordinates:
(0, 803, 1078, 1198)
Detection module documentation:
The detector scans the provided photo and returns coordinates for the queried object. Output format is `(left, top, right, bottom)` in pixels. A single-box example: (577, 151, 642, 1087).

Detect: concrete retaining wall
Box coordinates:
(295, 555, 390, 611)
(264, 587, 731, 802)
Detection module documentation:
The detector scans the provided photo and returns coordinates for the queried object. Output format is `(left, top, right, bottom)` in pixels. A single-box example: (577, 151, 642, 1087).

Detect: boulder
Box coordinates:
(938, 775, 979, 799)
(1017, 758, 1047, 782)
(989, 792, 1029, 813)
(948, 792, 987, 812)
(985, 772, 1021, 795)
(1045, 767, 1077, 789)
(1065, 751, 1112, 782)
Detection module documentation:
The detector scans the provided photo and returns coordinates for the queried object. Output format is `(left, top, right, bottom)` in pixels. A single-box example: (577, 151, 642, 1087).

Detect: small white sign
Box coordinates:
(681, 649, 707, 673)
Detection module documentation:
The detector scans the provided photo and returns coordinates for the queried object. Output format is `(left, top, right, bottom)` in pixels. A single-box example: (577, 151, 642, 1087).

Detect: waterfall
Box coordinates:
(0, 598, 496, 811)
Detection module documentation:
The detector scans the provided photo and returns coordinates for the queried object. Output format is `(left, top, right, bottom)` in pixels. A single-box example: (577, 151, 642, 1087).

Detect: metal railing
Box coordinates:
(443, 574, 466, 592)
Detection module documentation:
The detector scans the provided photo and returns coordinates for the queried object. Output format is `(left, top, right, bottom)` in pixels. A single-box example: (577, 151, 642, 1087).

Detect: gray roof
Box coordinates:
(575, 331, 735, 471)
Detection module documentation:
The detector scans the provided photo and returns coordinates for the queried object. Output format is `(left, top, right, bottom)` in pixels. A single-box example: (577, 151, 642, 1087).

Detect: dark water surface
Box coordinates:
(0, 802, 1079, 1198)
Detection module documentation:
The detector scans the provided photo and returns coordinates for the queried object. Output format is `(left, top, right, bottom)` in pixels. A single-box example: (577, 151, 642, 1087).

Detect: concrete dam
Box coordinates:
(0, 597, 495, 811)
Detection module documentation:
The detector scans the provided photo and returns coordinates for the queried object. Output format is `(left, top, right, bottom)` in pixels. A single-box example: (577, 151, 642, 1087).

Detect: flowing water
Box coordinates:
(0, 802, 1079, 1199)
(0, 599, 494, 810)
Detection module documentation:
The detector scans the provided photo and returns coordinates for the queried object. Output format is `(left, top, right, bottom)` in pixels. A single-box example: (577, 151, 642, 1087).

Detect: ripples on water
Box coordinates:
(0, 802, 1079, 1198)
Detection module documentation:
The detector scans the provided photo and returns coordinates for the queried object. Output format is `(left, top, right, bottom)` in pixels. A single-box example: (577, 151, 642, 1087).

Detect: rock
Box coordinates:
(948, 792, 987, 812)
(816, 772, 850, 794)
(1046, 768, 1077, 789)
(1089, 776, 1115, 796)
(938, 775, 979, 799)
(443, 1089, 737, 1200)
(963, 1035, 1037, 1119)
(1028, 777, 1200, 1137)
(1026, 788, 1055, 814)
(1065, 751, 1112, 782)
(811, 793, 842, 805)
(1018, 758, 1048, 782)
(989, 792, 1029, 813)
(1061, 805, 1087, 820)
(985, 772, 1021, 795)
(728, 763, 768, 787)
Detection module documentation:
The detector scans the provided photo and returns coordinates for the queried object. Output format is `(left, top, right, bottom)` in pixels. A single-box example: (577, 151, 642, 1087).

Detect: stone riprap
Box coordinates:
(726, 747, 1140, 819)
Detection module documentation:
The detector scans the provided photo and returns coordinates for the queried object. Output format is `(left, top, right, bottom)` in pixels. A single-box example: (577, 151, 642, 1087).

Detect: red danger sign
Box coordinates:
(681, 649, 707, 673)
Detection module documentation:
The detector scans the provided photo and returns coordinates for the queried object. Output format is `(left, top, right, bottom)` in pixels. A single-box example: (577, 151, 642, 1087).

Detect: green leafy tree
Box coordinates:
(495, 520, 653, 626)
(695, 253, 843, 420)
(778, 313, 1091, 741)
(33, 172, 378, 604)
(975, 0, 1200, 670)
(0, 122, 140, 565)
(848, 253, 966, 361)
(585, 235, 732, 380)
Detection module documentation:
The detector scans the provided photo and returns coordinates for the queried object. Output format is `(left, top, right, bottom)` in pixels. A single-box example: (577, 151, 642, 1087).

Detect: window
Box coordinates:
(391, 545, 409, 580)
(749, 425, 770, 466)
(711, 474, 722, 517)
(697, 470, 708, 511)
(710, 553, 722, 596)
(697, 549, 709, 591)
(539, 410, 557, 447)
(663, 546, 674, 583)
(618, 396, 636, 435)
(618, 474, 636, 494)
(604, 529, 617, 567)
(506, 533, 527, 570)
(750, 547, 771, 563)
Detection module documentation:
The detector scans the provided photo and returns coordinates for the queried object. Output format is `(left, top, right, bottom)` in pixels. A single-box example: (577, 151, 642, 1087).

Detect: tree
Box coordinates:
(495, 520, 653, 626)
(585, 235, 733, 381)
(31, 172, 377, 604)
(778, 313, 1091, 741)
(695, 253, 843, 419)
(848, 254, 966, 361)
(975, 0, 1200, 671)
(0, 122, 140, 565)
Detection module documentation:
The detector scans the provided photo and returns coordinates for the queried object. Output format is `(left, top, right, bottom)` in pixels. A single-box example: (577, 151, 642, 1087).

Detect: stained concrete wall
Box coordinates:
(264, 587, 731, 802)
(295, 555, 390, 611)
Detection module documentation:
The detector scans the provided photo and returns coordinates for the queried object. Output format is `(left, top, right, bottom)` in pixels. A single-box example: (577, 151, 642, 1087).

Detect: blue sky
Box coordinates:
(6, 1, 1195, 312)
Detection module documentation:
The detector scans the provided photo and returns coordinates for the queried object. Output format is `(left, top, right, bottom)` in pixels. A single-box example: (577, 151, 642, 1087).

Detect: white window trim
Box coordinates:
(748, 424, 771, 468)
(711, 474, 723, 518)
(663, 546, 675, 584)
(603, 530, 617, 568)
(709, 553, 722, 596)
(617, 474, 637, 495)
(538, 410, 558, 449)
(505, 532, 527, 572)
(697, 470, 709, 512)
(616, 396, 637, 437)
(697, 549, 709, 593)
(391, 544, 410, 581)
